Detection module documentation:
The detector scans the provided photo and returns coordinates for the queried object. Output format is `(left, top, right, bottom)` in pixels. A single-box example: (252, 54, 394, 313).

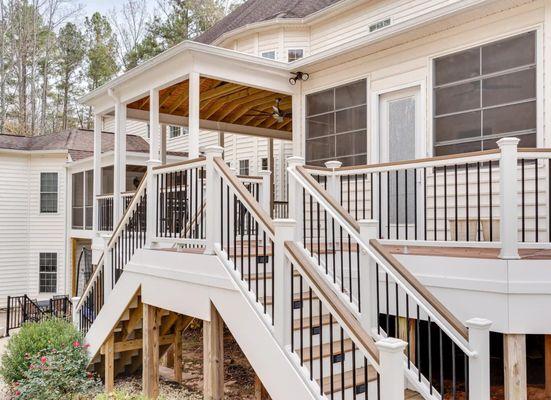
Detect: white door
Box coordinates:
(378, 87, 420, 238)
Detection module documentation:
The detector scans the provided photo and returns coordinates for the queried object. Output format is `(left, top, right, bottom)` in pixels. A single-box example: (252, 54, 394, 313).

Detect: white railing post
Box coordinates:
(273, 219, 296, 348)
(287, 156, 305, 240)
(466, 318, 492, 400)
(376, 338, 407, 400)
(204, 146, 224, 255)
(325, 160, 342, 204)
(258, 169, 272, 215)
(359, 220, 379, 333)
(145, 161, 161, 248)
(71, 296, 80, 330)
(497, 138, 520, 259)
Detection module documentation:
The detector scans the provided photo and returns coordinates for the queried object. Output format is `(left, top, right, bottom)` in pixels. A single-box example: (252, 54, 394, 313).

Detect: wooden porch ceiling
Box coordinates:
(127, 77, 292, 133)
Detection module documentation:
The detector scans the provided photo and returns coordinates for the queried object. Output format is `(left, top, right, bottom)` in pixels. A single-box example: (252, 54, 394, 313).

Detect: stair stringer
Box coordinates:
(85, 248, 319, 400)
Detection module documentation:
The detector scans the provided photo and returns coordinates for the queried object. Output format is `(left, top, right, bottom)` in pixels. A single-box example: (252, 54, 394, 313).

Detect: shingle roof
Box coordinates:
(0, 129, 183, 161)
(195, 0, 339, 44)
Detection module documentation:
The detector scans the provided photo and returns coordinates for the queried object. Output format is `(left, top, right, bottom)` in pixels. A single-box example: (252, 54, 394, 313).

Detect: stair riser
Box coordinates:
(298, 349, 368, 381)
(323, 384, 379, 400)
(293, 322, 345, 347)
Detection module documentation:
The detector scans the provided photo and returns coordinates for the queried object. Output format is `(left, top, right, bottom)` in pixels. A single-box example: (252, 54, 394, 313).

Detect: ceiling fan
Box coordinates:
(244, 98, 291, 123)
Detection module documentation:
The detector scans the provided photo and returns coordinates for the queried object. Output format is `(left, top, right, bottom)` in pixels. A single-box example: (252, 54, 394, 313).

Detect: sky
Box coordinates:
(83, 0, 157, 16)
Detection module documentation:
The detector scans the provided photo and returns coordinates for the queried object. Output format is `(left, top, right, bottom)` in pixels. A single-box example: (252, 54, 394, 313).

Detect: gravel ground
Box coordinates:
(113, 376, 202, 400)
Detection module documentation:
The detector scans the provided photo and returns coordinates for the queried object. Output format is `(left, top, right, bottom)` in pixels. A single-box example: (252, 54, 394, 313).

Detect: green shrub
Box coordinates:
(0, 318, 83, 384)
(14, 342, 101, 399)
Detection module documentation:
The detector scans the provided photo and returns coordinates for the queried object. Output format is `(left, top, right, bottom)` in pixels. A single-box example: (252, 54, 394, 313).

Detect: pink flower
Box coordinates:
(84, 343, 90, 348)
(14, 382, 19, 387)
(40, 356, 47, 365)
(15, 390, 21, 396)
(87, 372, 93, 379)
(28, 364, 34, 370)
(72, 341, 80, 348)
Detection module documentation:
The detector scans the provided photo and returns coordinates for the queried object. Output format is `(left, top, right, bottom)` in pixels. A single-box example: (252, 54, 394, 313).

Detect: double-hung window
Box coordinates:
(39, 252, 57, 293)
(40, 172, 58, 213)
(239, 160, 250, 176)
(433, 31, 536, 155)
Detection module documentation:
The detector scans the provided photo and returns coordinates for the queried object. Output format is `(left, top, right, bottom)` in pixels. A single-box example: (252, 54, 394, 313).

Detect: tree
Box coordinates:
(110, 0, 149, 70)
(85, 12, 118, 90)
(57, 22, 84, 130)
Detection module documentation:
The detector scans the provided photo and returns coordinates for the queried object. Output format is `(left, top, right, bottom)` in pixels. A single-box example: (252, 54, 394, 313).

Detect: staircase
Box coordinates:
(73, 148, 491, 399)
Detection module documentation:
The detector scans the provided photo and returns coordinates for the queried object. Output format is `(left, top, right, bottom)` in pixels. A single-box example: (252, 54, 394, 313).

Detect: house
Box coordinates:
(18, 0, 551, 399)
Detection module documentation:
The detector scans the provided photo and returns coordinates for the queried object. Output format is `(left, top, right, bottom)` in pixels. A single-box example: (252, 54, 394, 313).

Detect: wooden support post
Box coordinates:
(173, 317, 183, 383)
(103, 333, 115, 393)
(545, 335, 551, 399)
(204, 303, 224, 400)
(254, 376, 270, 400)
(143, 304, 161, 399)
(397, 316, 416, 364)
(504, 333, 527, 400)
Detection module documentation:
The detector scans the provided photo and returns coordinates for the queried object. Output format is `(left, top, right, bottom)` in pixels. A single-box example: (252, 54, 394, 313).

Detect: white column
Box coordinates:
(113, 100, 127, 224)
(145, 88, 162, 248)
(161, 124, 167, 165)
(325, 160, 342, 203)
(103, 242, 113, 300)
(92, 114, 102, 233)
(204, 146, 224, 255)
(376, 338, 407, 400)
(273, 219, 296, 347)
(149, 88, 161, 162)
(71, 296, 80, 330)
(258, 170, 271, 214)
(188, 72, 200, 158)
(287, 156, 305, 240)
(497, 138, 520, 259)
(466, 318, 492, 400)
(359, 220, 378, 333)
(291, 88, 303, 157)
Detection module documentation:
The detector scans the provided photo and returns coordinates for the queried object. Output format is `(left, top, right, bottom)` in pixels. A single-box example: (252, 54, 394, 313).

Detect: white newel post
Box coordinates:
(258, 170, 271, 214)
(466, 318, 492, 400)
(497, 138, 520, 259)
(359, 220, 379, 333)
(204, 146, 224, 255)
(325, 160, 342, 204)
(71, 296, 80, 330)
(376, 338, 407, 400)
(273, 219, 296, 348)
(287, 156, 305, 240)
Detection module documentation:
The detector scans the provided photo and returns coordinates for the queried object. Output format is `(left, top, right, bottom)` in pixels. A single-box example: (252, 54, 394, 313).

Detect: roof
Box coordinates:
(0, 129, 185, 161)
(195, 0, 339, 44)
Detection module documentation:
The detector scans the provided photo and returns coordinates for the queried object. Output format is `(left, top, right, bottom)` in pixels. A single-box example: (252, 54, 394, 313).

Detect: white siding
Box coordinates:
(0, 152, 68, 307)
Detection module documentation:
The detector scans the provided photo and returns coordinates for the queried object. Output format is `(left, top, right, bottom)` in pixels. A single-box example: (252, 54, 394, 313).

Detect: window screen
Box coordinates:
(40, 172, 58, 213)
(306, 79, 367, 166)
(433, 31, 536, 155)
(39, 252, 57, 293)
(85, 170, 94, 229)
(261, 158, 268, 171)
(72, 172, 84, 229)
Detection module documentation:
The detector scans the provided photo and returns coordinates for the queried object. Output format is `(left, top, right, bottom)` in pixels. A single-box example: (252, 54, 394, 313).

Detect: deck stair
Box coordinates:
(72, 152, 491, 400)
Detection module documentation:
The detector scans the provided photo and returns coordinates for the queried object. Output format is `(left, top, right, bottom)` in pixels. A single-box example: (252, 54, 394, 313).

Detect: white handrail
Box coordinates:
(288, 165, 476, 357)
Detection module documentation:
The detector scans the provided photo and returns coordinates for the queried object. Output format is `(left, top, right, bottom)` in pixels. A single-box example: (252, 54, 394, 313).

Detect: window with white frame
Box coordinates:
(261, 50, 276, 60)
(433, 31, 536, 156)
(239, 159, 249, 176)
(305, 79, 367, 166)
(261, 158, 268, 171)
(288, 49, 304, 62)
(169, 125, 188, 138)
(39, 252, 57, 293)
(40, 172, 58, 213)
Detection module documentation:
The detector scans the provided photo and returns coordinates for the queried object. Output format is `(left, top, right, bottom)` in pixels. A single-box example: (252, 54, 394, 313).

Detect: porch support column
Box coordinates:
(149, 88, 161, 162)
(504, 333, 527, 400)
(188, 71, 200, 158)
(146, 88, 162, 248)
(92, 113, 102, 233)
(291, 86, 303, 157)
(268, 138, 275, 214)
(113, 97, 127, 224)
(161, 124, 167, 165)
(204, 302, 224, 400)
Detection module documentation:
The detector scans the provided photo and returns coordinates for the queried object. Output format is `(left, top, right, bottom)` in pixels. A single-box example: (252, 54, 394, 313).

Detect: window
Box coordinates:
(72, 172, 84, 229)
(305, 79, 367, 166)
(261, 158, 268, 171)
(288, 49, 304, 62)
(261, 50, 276, 60)
(146, 124, 150, 138)
(39, 253, 57, 293)
(40, 172, 58, 213)
(239, 160, 249, 176)
(85, 171, 93, 229)
(169, 125, 188, 138)
(433, 31, 536, 156)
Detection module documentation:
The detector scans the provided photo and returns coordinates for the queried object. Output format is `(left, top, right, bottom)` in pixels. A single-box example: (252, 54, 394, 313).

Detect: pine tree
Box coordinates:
(85, 12, 119, 90)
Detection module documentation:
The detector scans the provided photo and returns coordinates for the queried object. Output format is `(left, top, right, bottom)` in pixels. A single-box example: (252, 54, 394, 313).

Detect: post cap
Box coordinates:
(287, 156, 305, 167)
(496, 137, 520, 148)
(466, 318, 492, 330)
(258, 170, 272, 177)
(273, 218, 297, 228)
(358, 219, 379, 228)
(203, 145, 224, 156)
(146, 159, 162, 167)
(325, 160, 342, 170)
(375, 337, 408, 353)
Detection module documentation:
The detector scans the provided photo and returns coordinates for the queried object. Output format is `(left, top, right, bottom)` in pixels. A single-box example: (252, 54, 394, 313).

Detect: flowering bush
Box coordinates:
(13, 340, 101, 399)
(0, 318, 82, 384)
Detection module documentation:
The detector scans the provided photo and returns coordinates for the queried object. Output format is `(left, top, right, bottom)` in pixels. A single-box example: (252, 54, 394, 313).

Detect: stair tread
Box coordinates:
(320, 365, 378, 393)
(293, 313, 335, 330)
(302, 338, 355, 362)
(263, 291, 318, 306)
(405, 389, 423, 399)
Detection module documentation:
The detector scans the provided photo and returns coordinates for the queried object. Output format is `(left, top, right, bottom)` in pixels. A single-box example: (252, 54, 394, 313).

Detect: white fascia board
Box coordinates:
(0, 148, 67, 156)
(79, 41, 292, 108)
